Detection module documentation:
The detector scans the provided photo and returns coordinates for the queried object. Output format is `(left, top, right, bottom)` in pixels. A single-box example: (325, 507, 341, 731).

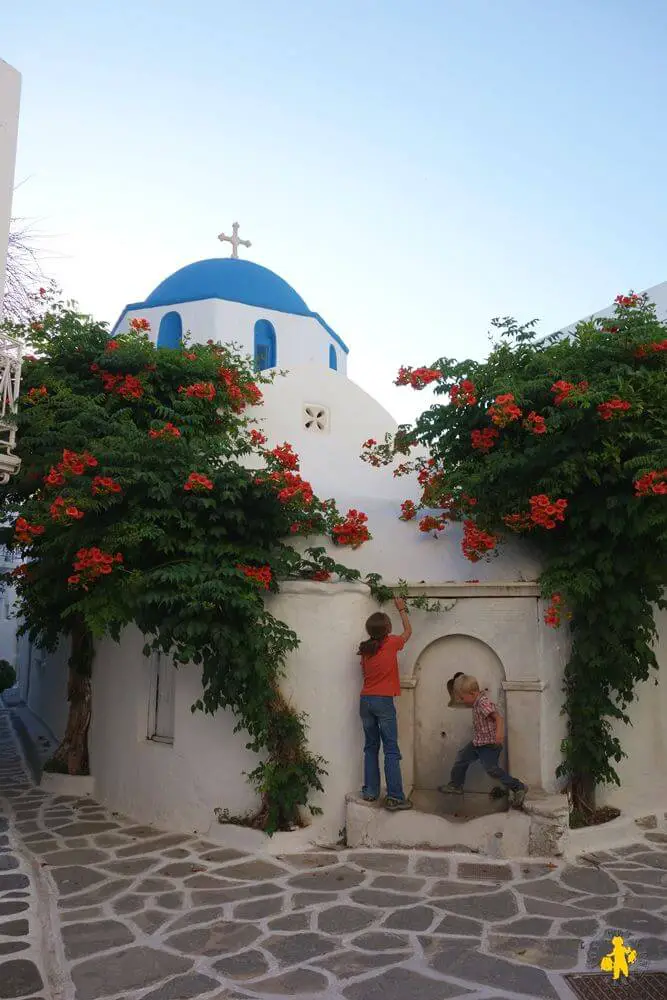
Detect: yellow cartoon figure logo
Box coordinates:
(600, 936, 638, 980)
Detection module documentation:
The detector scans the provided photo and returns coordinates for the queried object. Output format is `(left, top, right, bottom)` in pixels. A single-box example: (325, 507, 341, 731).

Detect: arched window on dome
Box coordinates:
(254, 319, 277, 371)
(329, 345, 338, 371)
(157, 311, 183, 349)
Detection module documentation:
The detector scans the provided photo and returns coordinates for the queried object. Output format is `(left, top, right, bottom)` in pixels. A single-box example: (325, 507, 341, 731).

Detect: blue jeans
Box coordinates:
(450, 741, 525, 791)
(360, 695, 405, 801)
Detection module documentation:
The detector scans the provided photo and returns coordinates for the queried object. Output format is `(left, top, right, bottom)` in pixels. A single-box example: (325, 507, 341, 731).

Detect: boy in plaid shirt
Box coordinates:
(439, 674, 527, 808)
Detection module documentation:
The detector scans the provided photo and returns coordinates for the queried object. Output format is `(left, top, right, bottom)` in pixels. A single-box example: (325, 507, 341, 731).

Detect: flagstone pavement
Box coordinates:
(1, 710, 667, 1000)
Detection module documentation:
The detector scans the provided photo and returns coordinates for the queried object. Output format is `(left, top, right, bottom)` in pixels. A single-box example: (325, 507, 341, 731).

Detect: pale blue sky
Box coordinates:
(5, 1, 667, 424)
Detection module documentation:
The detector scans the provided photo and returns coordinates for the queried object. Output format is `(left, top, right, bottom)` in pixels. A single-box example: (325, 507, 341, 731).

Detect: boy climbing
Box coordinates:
(439, 674, 527, 808)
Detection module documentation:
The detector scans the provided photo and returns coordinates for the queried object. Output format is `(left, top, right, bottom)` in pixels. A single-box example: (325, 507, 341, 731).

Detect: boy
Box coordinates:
(438, 674, 527, 808)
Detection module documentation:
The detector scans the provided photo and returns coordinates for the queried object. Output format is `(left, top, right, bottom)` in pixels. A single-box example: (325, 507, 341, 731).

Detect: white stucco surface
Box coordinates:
(0, 59, 21, 318)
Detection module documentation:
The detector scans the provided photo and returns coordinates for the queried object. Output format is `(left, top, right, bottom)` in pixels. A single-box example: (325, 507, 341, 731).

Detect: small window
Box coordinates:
(157, 311, 183, 349)
(147, 653, 175, 744)
(254, 320, 276, 371)
(329, 345, 338, 371)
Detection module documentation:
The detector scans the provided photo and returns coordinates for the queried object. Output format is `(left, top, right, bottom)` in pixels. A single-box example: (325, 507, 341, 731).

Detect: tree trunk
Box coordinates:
(570, 772, 596, 820)
(46, 619, 93, 776)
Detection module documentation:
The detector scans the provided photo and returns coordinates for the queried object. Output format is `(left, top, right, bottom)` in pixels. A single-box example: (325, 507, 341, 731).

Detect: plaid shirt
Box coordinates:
(472, 691, 498, 746)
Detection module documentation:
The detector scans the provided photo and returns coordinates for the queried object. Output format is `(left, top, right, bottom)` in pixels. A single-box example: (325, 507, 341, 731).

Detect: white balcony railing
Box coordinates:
(0, 331, 23, 483)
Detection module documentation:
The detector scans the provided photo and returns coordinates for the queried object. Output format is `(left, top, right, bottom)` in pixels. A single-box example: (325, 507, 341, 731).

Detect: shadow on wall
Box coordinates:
(413, 634, 507, 795)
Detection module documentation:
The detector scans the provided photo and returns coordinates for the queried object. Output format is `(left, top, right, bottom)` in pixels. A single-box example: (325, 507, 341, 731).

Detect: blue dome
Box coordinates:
(144, 258, 311, 315)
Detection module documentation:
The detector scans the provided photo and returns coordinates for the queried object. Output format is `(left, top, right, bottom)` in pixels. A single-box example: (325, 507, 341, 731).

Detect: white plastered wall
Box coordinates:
(114, 299, 348, 376)
(0, 59, 21, 318)
(86, 582, 374, 842)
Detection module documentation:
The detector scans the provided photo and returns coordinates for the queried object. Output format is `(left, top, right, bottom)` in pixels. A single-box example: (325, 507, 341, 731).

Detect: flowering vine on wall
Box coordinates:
(0, 296, 404, 833)
(360, 294, 667, 822)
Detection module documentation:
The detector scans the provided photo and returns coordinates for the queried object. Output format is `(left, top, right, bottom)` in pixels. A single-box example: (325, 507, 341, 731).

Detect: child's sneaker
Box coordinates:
(384, 797, 413, 812)
(510, 786, 527, 809)
(438, 783, 463, 795)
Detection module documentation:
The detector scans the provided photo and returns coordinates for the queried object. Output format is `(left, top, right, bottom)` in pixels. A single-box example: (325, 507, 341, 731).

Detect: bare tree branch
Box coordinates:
(3, 218, 47, 323)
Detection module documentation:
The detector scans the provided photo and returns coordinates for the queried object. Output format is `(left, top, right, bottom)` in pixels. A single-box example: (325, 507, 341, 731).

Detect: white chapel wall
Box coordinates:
(116, 299, 348, 375)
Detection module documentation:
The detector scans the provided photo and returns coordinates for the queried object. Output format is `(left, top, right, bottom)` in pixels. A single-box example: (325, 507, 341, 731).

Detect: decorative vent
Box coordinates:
(303, 404, 329, 433)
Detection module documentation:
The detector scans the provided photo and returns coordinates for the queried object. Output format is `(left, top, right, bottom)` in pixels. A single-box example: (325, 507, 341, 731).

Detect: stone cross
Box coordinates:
(217, 222, 251, 259)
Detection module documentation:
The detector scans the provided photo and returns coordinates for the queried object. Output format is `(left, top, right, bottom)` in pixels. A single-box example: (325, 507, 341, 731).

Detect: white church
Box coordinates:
(5, 218, 667, 858)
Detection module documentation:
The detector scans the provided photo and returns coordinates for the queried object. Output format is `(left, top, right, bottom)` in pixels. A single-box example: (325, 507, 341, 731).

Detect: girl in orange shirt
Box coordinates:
(358, 596, 413, 811)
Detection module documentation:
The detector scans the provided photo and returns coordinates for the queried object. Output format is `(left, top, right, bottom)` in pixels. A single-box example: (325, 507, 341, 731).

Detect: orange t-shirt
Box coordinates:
(361, 634, 406, 697)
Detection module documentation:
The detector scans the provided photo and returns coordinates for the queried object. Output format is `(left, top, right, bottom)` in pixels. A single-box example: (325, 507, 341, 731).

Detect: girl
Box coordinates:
(358, 596, 413, 811)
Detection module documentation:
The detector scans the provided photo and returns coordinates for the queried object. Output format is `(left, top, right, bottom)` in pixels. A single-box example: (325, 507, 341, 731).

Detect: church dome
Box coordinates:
(144, 259, 311, 315)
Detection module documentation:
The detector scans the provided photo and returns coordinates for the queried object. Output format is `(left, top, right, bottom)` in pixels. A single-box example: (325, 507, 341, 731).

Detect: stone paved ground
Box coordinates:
(1, 710, 667, 1000)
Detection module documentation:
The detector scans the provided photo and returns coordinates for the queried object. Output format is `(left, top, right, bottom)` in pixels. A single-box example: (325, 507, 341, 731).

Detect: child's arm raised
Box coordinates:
(394, 596, 412, 643)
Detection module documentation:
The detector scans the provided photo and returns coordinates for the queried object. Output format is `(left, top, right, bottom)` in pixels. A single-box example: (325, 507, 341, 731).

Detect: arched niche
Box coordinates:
(254, 319, 277, 371)
(157, 311, 183, 349)
(413, 634, 507, 795)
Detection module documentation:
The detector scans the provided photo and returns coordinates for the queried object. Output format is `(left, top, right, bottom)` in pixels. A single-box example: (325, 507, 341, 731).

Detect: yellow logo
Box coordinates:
(600, 935, 638, 980)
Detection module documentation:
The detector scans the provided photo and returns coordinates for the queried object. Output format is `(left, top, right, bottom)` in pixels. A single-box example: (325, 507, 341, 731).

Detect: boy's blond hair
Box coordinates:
(456, 674, 480, 696)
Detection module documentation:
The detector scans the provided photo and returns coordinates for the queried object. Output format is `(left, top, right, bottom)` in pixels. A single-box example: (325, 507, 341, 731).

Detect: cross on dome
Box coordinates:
(217, 222, 251, 259)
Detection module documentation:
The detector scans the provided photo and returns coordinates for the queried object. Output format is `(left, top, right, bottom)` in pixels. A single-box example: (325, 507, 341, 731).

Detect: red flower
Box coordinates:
(634, 470, 667, 496)
(634, 339, 667, 358)
(129, 317, 150, 332)
(488, 393, 522, 427)
(26, 386, 48, 403)
(72, 547, 123, 587)
(67, 575, 81, 586)
(419, 515, 447, 534)
(91, 475, 122, 496)
(597, 398, 631, 421)
(44, 467, 65, 488)
(311, 570, 331, 582)
(362, 438, 377, 448)
(502, 511, 532, 532)
(524, 411, 547, 435)
(544, 593, 565, 628)
(149, 422, 181, 440)
(449, 380, 477, 407)
(184, 472, 214, 492)
(461, 520, 497, 562)
(615, 293, 640, 308)
(269, 442, 299, 470)
(184, 352, 197, 361)
(39, 287, 46, 297)
(179, 381, 216, 402)
(250, 429, 267, 446)
(528, 494, 568, 529)
(268, 470, 315, 506)
(395, 365, 442, 389)
(237, 564, 272, 589)
(105, 340, 120, 352)
(551, 380, 589, 406)
(332, 509, 371, 548)
(97, 370, 144, 400)
(471, 427, 499, 452)
(399, 500, 417, 521)
(14, 518, 45, 545)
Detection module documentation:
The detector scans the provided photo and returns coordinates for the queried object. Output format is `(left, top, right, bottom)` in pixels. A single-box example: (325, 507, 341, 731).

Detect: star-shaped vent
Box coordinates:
(303, 404, 329, 432)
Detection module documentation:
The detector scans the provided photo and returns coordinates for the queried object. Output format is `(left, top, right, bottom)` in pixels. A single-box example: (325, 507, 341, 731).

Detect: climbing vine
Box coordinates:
(0, 295, 429, 833)
(361, 294, 667, 821)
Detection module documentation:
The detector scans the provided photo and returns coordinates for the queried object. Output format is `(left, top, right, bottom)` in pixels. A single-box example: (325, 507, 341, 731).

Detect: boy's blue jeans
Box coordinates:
(360, 695, 406, 801)
(450, 741, 525, 791)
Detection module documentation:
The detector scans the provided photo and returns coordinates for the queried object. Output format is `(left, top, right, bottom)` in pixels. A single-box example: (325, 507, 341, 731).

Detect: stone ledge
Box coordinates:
(345, 796, 531, 857)
(395, 582, 541, 598)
